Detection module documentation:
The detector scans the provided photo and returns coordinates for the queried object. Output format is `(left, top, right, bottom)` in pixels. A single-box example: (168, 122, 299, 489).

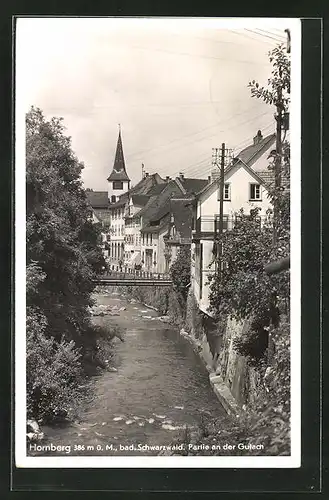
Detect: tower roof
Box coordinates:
(107, 128, 130, 182)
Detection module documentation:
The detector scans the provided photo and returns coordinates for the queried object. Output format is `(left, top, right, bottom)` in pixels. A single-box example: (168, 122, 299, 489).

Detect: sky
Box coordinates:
(16, 18, 297, 190)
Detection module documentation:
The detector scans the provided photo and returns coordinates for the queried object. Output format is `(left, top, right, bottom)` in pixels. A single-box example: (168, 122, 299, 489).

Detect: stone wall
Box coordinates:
(183, 289, 262, 412)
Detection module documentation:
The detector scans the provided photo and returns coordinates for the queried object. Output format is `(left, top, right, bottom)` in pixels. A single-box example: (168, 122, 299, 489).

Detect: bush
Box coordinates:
(169, 246, 191, 318)
(26, 307, 86, 423)
(173, 319, 290, 456)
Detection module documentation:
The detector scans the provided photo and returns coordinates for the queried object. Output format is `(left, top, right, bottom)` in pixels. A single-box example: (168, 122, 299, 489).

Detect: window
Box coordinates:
(224, 183, 231, 200)
(113, 181, 123, 190)
(249, 183, 261, 201)
(111, 195, 116, 203)
(150, 233, 153, 244)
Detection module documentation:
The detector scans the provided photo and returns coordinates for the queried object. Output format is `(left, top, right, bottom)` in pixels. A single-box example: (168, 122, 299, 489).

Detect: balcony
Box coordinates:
(164, 235, 191, 245)
(192, 214, 266, 240)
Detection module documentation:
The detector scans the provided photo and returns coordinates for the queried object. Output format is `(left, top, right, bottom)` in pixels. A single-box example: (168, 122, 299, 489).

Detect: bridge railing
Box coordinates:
(100, 270, 171, 281)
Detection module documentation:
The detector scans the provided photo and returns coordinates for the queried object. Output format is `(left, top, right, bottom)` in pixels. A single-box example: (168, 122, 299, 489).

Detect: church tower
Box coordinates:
(107, 126, 130, 203)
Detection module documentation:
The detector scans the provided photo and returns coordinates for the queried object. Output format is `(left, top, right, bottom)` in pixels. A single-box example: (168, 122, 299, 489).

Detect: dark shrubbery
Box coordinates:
(173, 318, 290, 456)
(26, 108, 107, 423)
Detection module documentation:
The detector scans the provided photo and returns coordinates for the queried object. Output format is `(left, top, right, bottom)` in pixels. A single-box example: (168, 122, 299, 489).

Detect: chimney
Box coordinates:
(179, 172, 184, 180)
(253, 130, 263, 145)
(144, 172, 149, 178)
(208, 175, 211, 183)
(166, 176, 171, 182)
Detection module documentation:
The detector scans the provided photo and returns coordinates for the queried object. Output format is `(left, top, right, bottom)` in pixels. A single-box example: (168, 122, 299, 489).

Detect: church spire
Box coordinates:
(107, 126, 130, 182)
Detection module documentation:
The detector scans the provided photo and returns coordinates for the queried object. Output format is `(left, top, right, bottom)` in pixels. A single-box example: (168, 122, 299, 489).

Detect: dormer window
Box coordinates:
(249, 183, 261, 201)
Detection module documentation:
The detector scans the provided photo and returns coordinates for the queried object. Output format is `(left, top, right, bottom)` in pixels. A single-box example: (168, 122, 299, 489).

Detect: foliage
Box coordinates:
(248, 43, 290, 236)
(26, 107, 107, 422)
(248, 44, 290, 111)
(169, 246, 191, 317)
(26, 305, 86, 423)
(26, 106, 105, 349)
(173, 319, 290, 456)
(209, 43, 290, 361)
(209, 208, 289, 323)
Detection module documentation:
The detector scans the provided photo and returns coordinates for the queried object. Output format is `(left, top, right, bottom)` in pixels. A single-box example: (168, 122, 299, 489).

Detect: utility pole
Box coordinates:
(212, 143, 228, 275)
(218, 143, 226, 275)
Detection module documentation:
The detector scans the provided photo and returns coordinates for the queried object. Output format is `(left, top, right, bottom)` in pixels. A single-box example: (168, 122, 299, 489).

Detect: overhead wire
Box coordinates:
(126, 103, 271, 161)
(253, 28, 286, 42)
(244, 29, 285, 44)
(153, 110, 272, 177)
(123, 43, 272, 66)
(227, 29, 275, 46)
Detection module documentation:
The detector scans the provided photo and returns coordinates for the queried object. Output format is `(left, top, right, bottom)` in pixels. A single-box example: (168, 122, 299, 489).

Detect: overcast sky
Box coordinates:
(16, 18, 296, 190)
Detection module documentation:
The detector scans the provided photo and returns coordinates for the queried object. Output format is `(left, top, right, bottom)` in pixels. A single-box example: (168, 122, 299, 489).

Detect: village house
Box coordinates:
(138, 175, 208, 273)
(123, 173, 166, 269)
(85, 190, 112, 258)
(191, 130, 276, 315)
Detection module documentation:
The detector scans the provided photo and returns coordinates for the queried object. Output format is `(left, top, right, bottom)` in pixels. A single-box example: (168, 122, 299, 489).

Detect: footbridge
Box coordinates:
(93, 271, 173, 287)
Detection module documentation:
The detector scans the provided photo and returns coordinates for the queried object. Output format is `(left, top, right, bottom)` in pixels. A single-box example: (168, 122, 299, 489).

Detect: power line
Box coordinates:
(172, 159, 212, 178)
(167, 30, 253, 47)
(231, 121, 275, 151)
(127, 103, 269, 161)
(227, 29, 275, 46)
(254, 29, 286, 41)
(245, 29, 284, 44)
(124, 43, 272, 65)
(153, 110, 271, 177)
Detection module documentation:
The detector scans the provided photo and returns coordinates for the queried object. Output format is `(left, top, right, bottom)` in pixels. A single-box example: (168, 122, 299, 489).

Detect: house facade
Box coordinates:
(85, 190, 112, 258)
(191, 130, 276, 314)
(138, 175, 208, 274)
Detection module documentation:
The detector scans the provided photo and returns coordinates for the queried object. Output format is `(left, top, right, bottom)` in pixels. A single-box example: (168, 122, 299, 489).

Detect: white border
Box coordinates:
(15, 17, 301, 468)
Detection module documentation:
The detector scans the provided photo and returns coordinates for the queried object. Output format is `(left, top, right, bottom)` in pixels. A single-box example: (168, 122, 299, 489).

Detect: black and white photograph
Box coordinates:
(15, 17, 301, 468)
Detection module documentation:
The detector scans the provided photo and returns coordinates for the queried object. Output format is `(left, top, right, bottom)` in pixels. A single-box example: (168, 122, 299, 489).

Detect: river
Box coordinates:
(40, 290, 226, 456)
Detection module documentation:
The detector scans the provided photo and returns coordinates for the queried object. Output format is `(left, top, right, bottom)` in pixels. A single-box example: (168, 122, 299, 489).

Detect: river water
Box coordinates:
(41, 291, 226, 456)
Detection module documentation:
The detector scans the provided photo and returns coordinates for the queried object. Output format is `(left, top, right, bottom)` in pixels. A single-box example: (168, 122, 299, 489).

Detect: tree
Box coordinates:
(248, 43, 290, 243)
(169, 246, 191, 317)
(209, 44, 291, 363)
(26, 106, 105, 353)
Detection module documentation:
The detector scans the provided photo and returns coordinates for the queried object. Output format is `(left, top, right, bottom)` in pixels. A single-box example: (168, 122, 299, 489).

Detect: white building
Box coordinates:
(107, 128, 131, 265)
(191, 130, 276, 314)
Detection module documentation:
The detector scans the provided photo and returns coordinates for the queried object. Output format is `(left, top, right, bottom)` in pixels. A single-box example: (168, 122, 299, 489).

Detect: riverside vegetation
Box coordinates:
(124, 44, 291, 456)
(26, 107, 118, 427)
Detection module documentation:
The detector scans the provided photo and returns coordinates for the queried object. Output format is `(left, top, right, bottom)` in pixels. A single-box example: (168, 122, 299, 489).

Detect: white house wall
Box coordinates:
(198, 165, 272, 220)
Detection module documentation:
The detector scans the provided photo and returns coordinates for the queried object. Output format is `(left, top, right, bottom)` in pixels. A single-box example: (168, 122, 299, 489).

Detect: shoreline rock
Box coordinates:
(27, 419, 44, 442)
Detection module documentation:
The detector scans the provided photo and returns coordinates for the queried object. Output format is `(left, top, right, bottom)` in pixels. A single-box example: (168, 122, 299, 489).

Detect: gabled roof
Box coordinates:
(107, 129, 130, 182)
(129, 173, 165, 196)
(233, 133, 276, 167)
(86, 191, 109, 208)
(131, 194, 150, 206)
(195, 133, 276, 199)
(169, 199, 193, 239)
(141, 198, 193, 238)
(176, 177, 208, 195)
(257, 170, 290, 190)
